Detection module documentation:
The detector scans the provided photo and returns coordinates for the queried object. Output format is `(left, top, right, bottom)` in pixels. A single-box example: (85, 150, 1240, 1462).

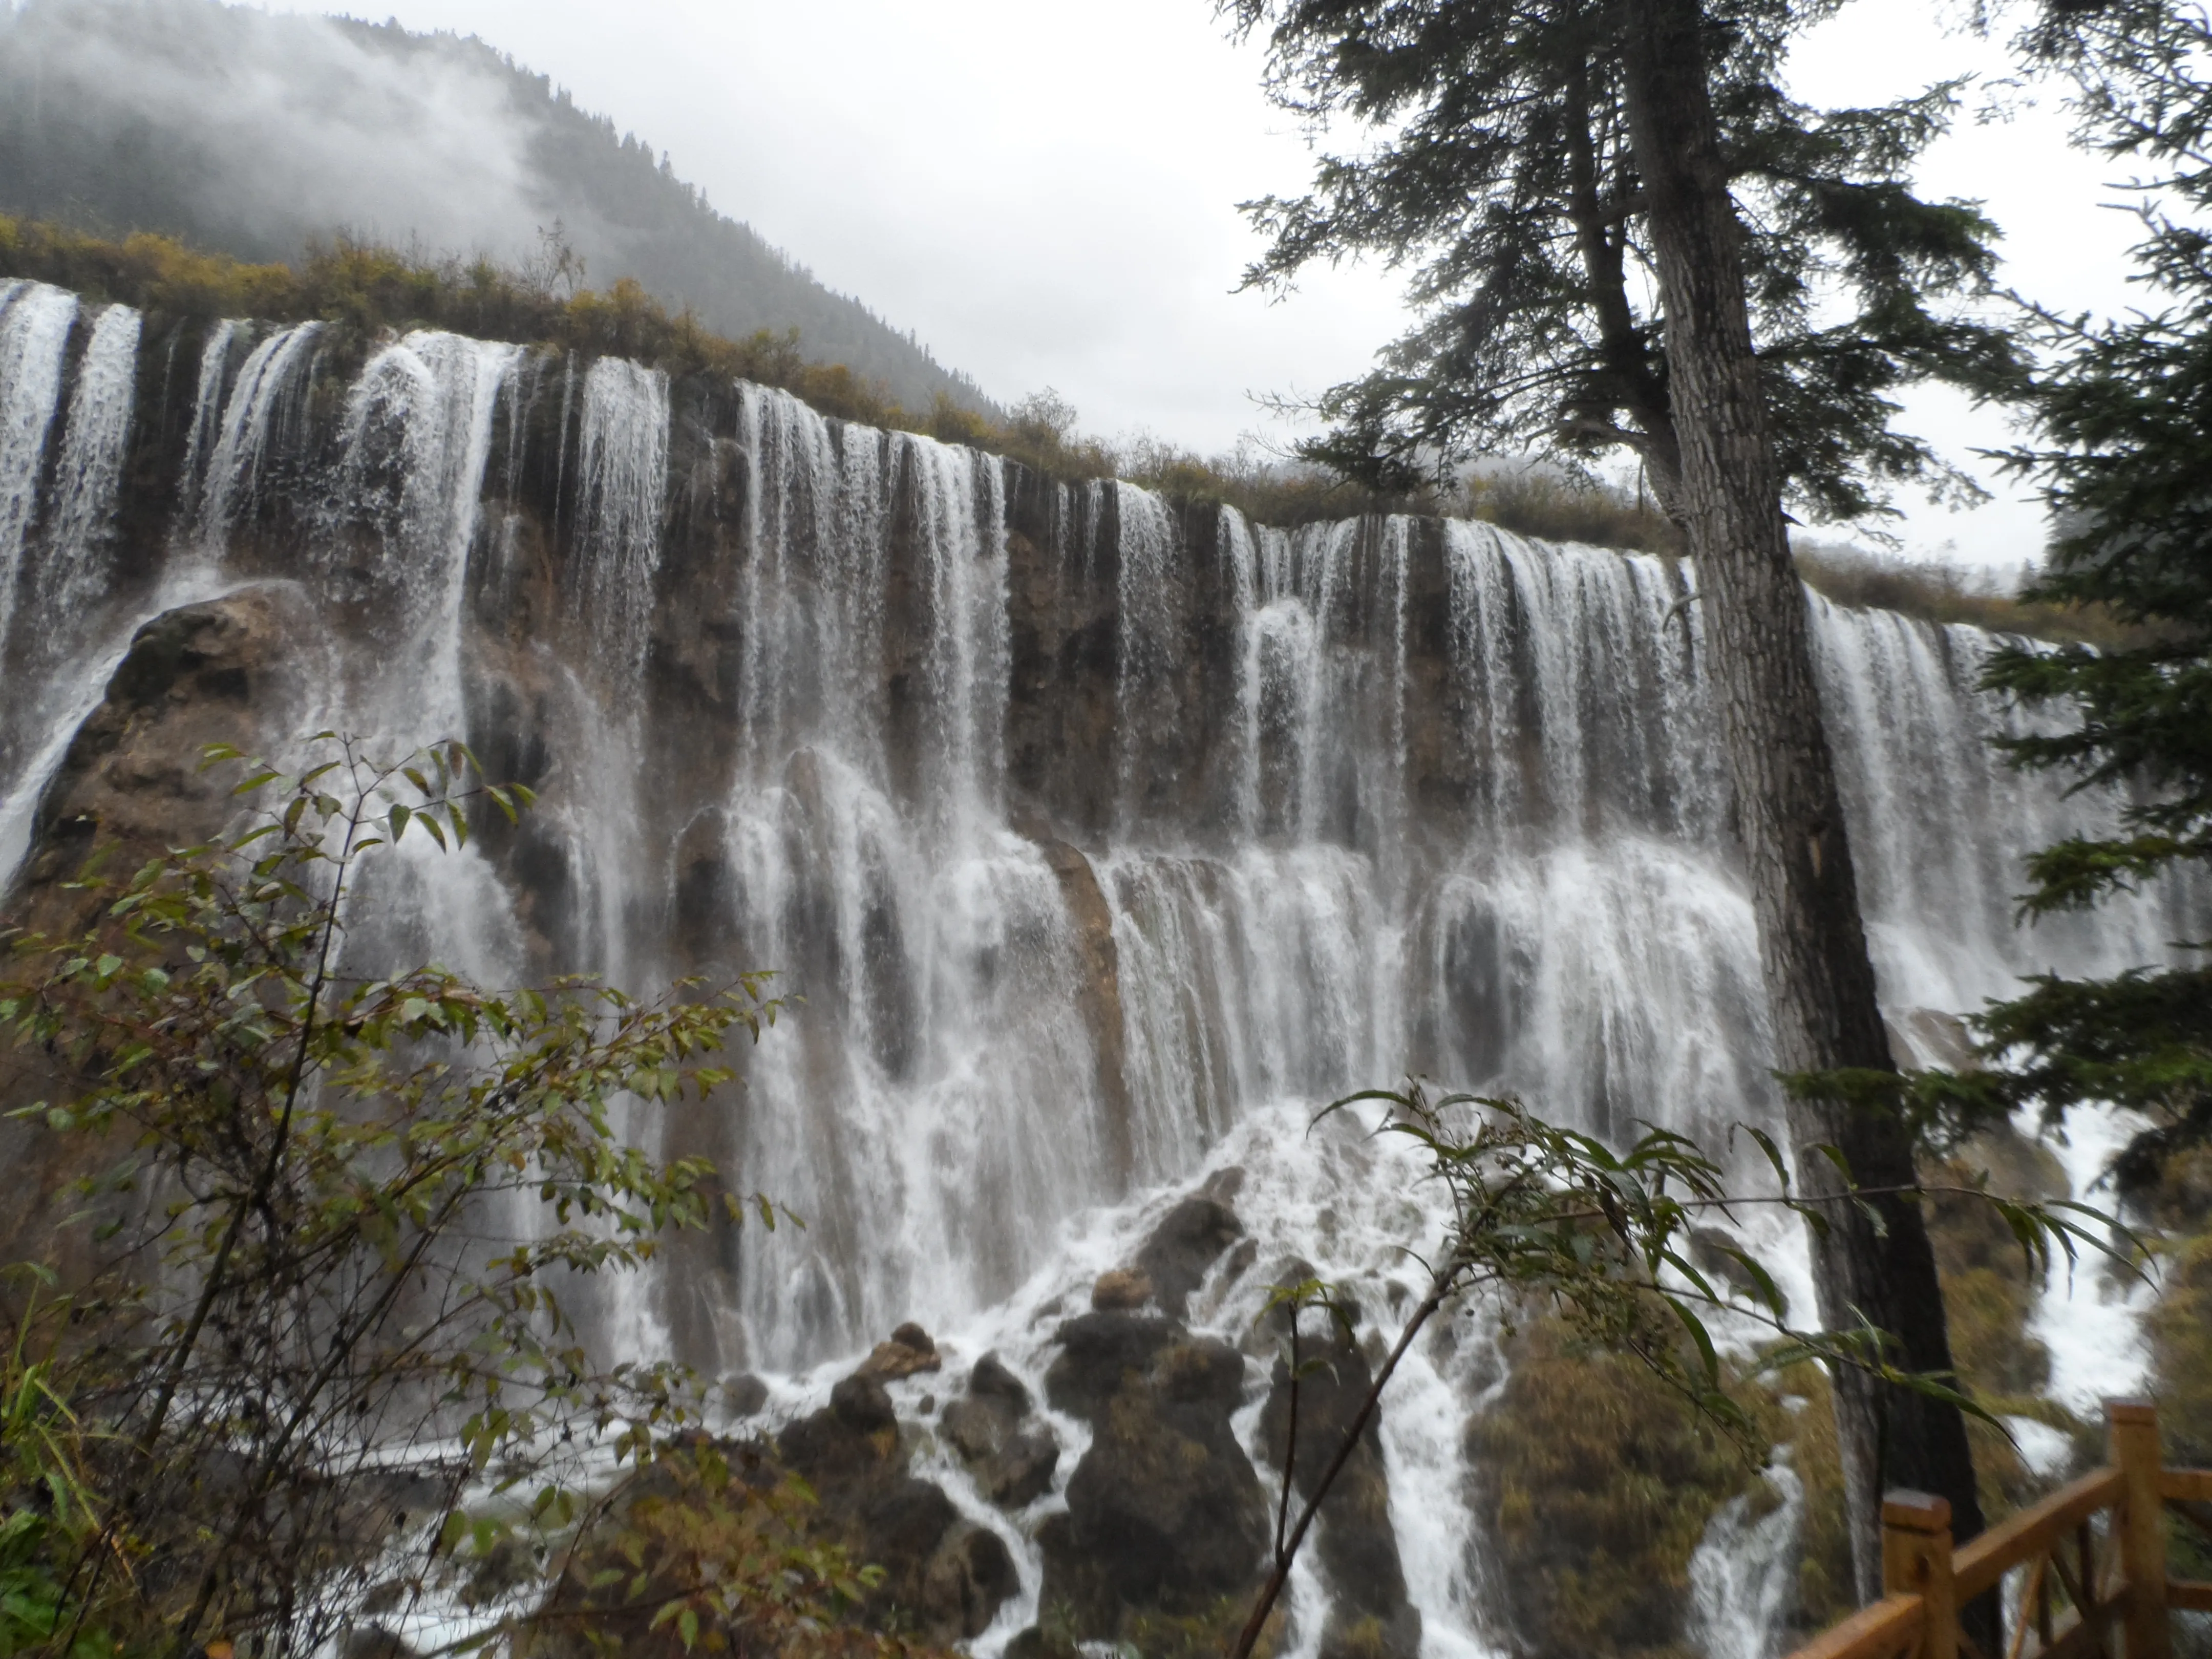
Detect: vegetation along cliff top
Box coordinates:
(0, 211, 2121, 647)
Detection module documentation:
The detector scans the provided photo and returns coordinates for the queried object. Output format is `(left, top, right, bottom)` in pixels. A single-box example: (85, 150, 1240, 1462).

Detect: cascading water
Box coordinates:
(2, 281, 2203, 1658)
(0, 283, 144, 883)
(191, 320, 323, 559)
(32, 301, 139, 623)
(712, 386, 1107, 1366)
(0, 280, 80, 655)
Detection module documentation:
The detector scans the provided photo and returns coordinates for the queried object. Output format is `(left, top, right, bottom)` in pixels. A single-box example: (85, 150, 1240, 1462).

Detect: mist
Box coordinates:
(5, 3, 545, 260)
(0, 0, 993, 409)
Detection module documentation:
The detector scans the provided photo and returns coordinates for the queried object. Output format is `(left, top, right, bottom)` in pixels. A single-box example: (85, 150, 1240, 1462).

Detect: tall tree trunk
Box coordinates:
(1615, 0, 1985, 1607)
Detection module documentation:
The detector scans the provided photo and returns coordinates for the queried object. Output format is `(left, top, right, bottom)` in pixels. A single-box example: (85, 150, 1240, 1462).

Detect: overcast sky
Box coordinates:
(266, 0, 2152, 572)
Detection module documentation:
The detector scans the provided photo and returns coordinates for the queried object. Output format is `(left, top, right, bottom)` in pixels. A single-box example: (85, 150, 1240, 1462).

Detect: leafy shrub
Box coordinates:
(0, 736, 897, 1659)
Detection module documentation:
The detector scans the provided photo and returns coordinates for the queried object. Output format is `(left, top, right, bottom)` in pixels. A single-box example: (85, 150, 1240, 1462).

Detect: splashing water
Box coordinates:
(1, 308, 2203, 1659)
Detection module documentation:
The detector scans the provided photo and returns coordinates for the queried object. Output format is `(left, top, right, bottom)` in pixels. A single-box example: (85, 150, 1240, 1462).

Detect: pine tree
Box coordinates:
(1229, 0, 2015, 517)
(1223, 0, 2013, 1600)
(1935, 1, 2212, 1183)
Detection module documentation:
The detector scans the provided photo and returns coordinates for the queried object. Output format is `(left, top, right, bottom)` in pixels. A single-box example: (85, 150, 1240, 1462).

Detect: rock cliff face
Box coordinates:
(0, 584, 308, 1273)
(3, 279, 2203, 1658)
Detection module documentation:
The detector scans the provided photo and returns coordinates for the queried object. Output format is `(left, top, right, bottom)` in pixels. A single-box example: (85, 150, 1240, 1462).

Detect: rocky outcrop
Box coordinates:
(0, 585, 301, 1278)
(1257, 1290, 1420, 1659)
(8, 585, 301, 936)
(1133, 1194, 1244, 1318)
(775, 1357, 1017, 1641)
(855, 1321, 945, 1382)
(1018, 1192, 1270, 1656)
(1032, 834, 1133, 1181)
(1091, 1268, 1152, 1311)
(940, 1353, 1058, 1509)
(1036, 1309, 1268, 1647)
(530, 1329, 1017, 1659)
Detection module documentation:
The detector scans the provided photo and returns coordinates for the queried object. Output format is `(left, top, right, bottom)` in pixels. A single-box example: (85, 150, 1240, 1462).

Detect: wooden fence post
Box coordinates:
(1884, 1490, 1958, 1659)
(2109, 1397, 2171, 1659)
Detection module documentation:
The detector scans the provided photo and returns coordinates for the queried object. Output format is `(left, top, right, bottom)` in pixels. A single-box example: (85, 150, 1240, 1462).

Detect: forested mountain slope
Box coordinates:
(0, 0, 994, 413)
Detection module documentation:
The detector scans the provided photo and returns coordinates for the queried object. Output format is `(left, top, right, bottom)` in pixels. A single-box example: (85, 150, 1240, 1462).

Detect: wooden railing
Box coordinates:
(1784, 1400, 2212, 1659)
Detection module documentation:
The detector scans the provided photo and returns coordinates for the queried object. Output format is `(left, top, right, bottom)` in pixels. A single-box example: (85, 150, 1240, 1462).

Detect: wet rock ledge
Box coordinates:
(516, 1184, 1419, 1659)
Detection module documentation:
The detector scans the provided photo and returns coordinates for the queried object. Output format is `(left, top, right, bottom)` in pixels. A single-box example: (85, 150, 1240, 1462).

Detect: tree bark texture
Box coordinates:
(1615, 0, 1985, 1607)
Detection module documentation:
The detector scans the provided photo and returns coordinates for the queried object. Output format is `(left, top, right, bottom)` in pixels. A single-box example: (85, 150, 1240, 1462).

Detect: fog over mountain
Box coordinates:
(0, 0, 994, 413)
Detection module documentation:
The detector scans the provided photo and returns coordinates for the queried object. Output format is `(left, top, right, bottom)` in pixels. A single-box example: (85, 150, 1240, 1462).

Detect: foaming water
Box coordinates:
(1690, 1461, 1807, 1659)
(2, 311, 2204, 1658)
(712, 389, 1092, 1363)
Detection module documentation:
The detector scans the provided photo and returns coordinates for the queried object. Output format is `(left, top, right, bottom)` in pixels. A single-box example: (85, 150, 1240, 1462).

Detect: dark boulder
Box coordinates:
(0, 586, 307, 1282)
(1044, 1309, 1180, 1420)
(1037, 1310, 1268, 1649)
(855, 1321, 944, 1381)
(942, 1353, 1058, 1509)
(970, 1352, 1032, 1411)
(1090, 1267, 1153, 1310)
(1257, 1296, 1420, 1659)
(1133, 1195, 1245, 1317)
(525, 1433, 1011, 1654)
(761, 1349, 1018, 1642)
(718, 1372, 770, 1417)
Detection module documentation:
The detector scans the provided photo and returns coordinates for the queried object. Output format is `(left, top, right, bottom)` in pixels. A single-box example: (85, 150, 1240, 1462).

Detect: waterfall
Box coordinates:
(3, 300, 2202, 1659)
(33, 302, 140, 624)
(0, 285, 145, 884)
(192, 321, 323, 558)
(332, 330, 522, 729)
(1690, 1461, 1809, 1659)
(0, 281, 79, 657)
(713, 388, 1102, 1364)
(573, 355, 669, 679)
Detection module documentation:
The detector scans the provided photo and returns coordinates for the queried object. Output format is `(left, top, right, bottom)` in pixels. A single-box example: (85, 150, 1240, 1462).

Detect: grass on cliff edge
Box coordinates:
(0, 214, 2123, 644)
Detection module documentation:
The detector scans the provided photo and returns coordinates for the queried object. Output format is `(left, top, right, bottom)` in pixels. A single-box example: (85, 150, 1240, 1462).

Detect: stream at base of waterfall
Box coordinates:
(0, 279, 2198, 1659)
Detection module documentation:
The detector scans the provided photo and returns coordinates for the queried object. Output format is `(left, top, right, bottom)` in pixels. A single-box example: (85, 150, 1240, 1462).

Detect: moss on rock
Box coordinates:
(1467, 1316, 1769, 1659)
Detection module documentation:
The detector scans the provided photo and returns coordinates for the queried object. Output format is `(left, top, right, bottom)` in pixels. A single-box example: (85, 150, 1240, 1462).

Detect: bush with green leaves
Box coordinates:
(0, 735, 886, 1659)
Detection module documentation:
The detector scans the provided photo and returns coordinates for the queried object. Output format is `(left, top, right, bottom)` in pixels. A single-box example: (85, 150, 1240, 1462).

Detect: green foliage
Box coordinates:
(1333, 1084, 2117, 1439)
(1219, 0, 2019, 524)
(522, 1440, 945, 1659)
(1228, 1082, 2129, 1659)
(0, 735, 797, 1659)
(1871, 0, 2212, 1187)
(2144, 1150, 2212, 1471)
(0, 1514, 112, 1659)
(1430, 1114, 2105, 1656)
(0, 1277, 118, 1659)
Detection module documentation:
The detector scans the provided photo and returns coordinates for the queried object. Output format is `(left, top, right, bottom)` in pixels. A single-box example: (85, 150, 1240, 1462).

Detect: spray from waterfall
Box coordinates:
(2, 301, 2202, 1659)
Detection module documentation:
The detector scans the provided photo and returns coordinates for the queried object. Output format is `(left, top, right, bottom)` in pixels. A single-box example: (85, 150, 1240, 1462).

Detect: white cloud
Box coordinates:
(240, 0, 2154, 566)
